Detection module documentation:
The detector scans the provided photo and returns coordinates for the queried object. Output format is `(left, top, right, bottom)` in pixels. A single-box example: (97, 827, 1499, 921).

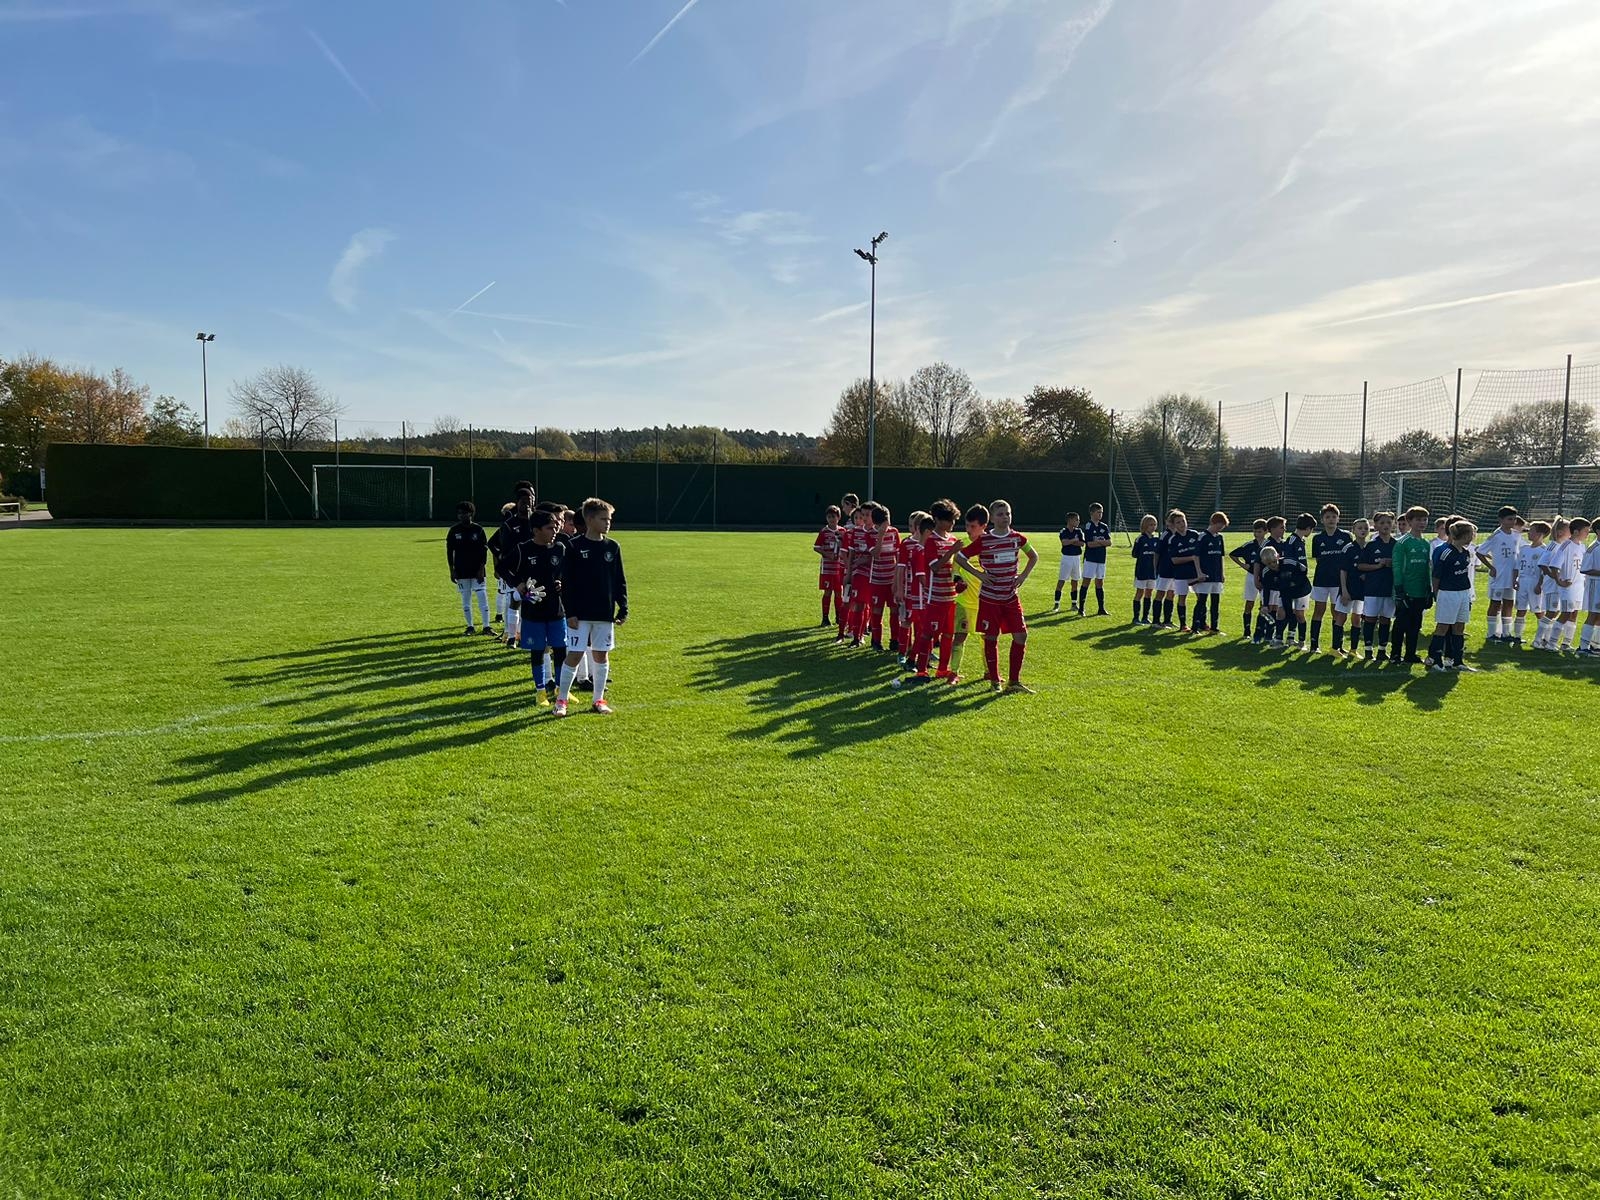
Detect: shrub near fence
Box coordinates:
(45, 442, 1118, 529)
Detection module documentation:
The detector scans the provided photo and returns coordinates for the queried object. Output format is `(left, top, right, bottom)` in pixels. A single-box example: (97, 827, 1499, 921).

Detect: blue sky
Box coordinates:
(3, 0, 1599, 436)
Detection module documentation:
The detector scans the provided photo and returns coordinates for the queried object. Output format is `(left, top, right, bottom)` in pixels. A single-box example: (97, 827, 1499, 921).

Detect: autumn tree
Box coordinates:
(906, 361, 983, 468)
(1022, 385, 1111, 467)
(819, 377, 922, 469)
(230, 364, 342, 449)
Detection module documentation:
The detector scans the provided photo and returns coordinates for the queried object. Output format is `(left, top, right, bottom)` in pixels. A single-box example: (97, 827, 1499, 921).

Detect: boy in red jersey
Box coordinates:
(894, 510, 930, 664)
(922, 498, 963, 682)
(842, 506, 873, 646)
(864, 502, 900, 652)
(899, 515, 935, 682)
(813, 505, 845, 629)
(953, 499, 1038, 693)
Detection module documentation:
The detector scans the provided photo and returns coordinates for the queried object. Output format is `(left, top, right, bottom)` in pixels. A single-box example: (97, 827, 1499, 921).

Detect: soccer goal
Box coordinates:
(1384, 464, 1600, 525)
(311, 465, 434, 522)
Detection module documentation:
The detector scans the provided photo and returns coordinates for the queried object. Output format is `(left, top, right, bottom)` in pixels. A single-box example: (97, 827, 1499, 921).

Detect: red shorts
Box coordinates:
(849, 570, 871, 598)
(922, 601, 957, 637)
(869, 582, 896, 607)
(819, 565, 844, 591)
(976, 596, 1026, 636)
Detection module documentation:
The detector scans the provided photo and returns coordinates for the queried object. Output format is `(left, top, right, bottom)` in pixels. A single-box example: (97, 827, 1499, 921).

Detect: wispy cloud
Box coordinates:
(453, 310, 584, 330)
(941, 0, 1116, 185)
(628, 0, 703, 67)
(328, 227, 394, 312)
(449, 280, 496, 314)
(810, 301, 868, 324)
(306, 27, 378, 111)
(1320, 277, 1600, 330)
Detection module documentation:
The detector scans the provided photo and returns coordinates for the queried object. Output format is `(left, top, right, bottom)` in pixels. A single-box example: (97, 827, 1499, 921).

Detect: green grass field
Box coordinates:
(3, 527, 1598, 1199)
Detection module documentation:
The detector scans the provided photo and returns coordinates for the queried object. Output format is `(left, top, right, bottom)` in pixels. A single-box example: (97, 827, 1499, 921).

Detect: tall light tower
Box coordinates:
(196, 332, 216, 448)
(853, 231, 887, 499)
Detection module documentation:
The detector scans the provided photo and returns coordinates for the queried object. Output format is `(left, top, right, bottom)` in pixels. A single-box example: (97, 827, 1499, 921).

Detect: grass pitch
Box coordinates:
(2, 527, 1597, 1199)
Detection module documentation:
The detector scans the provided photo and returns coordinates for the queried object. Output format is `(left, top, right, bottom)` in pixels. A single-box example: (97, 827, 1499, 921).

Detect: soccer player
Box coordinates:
(1513, 519, 1549, 647)
(1131, 514, 1160, 624)
(862, 502, 901, 653)
(922, 499, 963, 682)
(1331, 517, 1368, 656)
(1231, 519, 1268, 639)
(1479, 506, 1522, 643)
(554, 498, 628, 717)
(1080, 502, 1112, 615)
(1281, 514, 1315, 647)
(953, 500, 1039, 693)
(843, 505, 873, 647)
(813, 505, 845, 629)
(445, 500, 492, 634)
(1054, 512, 1084, 614)
(1428, 516, 1451, 560)
(1431, 520, 1488, 672)
(894, 510, 930, 664)
(840, 492, 860, 526)
(1190, 511, 1228, 634)
(1579, 521, 1600, 656)
(1254, 516, 1288, 643)
(489, 490, 536, 648)
(1258, 545, 1310, 646)
(1391, 506, 1433, 665)
(1355, 511, 1397, 660)
(901, 515, 935, 682)
(1153, 512, 1178, 627)
(1308, 503, 1354, 653)
(1541, 517, 1588, 652)
(511, 509, 567, 708)
(1165, 510, 1201, 632)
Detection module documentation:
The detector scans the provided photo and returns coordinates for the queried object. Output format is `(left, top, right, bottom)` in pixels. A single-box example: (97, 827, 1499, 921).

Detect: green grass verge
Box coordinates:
(1, 527, 1596, 1198)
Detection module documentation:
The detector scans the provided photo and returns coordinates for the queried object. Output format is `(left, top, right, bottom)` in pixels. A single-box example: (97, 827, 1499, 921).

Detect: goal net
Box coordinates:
(312, 465, 434, 522)
(1383, 465, 1600, 526)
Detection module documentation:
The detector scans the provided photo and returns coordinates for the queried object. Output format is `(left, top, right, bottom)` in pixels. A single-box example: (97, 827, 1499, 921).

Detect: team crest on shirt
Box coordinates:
(604, 550, 614, 562)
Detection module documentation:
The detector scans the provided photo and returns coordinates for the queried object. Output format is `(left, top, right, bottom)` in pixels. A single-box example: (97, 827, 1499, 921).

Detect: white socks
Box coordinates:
(575, 651, 592, 683)
(558, 661, 576, 702)
(592, 659, 610, 702)
(1513, 613, 1526, 639)
(1582, 625, 1595, 649)
(1560, 620, 1577, 649)
(476, 584, 491, 625)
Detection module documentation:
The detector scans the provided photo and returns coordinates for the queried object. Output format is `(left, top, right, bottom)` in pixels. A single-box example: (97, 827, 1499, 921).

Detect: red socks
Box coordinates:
(983, 638, 1000, 682)
(936, 634, 954, 676)
(1009, 641, 1025, 684)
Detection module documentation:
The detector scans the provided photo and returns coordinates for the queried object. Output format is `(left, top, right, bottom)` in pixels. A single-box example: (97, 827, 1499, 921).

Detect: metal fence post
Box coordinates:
(260, 416, 269, 524)
(1558, 353, 1573, 514)
(1106, 411, 1116, 530)
(1159, 404, 1169, 519)
(1449, 367, 1462, 512)
(1214, 399, 1223, 512)
(1357, 382, 1367, 519)
(712, 428, 719, 530)
(1281, 391, 1290, 517)
(334, 418, 341, 522)
(468, 424, 475, 506)
(654, 425, 661, 527)
(534, 426, 540, 497)
(592, 430, 599, 494)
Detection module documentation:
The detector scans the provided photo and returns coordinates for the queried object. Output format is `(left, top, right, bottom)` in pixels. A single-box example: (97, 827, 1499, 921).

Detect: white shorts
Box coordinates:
(1082, 561, 1107, 581)
(1489, 583, 1516, 602)
(564, 620, 617, 653)
(1587, 578, 1600, 614)
(1363, 597, 1396, 620)
(1516, 579, 1538, 611)
(1333, 594, 1362, 617)
(1192, 581, 1222, 595)
(454, 577, 486, 597)
(1435, 589, 1473, 625)
(1057, 557, 1083, 582)
(1156, 577, 1172, 593)
(1540, 589, 1562, 615)
(1242, 575, 1261, 602)
(1310, 585, 1340, 604)
(1559, 583, 1585, 613)
(1168, 579, 1191, 597)
(1266, 590, 1282, 609)
(1288, 594, 1309, 613)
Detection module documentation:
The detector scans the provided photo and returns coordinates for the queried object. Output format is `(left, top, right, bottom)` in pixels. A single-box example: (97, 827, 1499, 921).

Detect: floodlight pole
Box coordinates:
(855, 232, 887, 499)
(1558, 353, 1573, 515)
(196, 332, 215, 448)
(1449, 367, 1462, 511)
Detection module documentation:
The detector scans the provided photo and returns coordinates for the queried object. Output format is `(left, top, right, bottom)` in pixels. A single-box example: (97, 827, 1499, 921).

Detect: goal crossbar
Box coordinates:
(311, 464, 434, 522)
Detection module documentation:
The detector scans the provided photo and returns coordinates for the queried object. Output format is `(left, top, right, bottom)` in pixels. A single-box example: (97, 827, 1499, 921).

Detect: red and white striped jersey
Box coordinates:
(899, 536, 929, 610)
(814, 525, 843, 577)
(925, 531, 958, 603)
(959, 529, 1030, 602)
(868, 526, 900, 585)
(848, 525, 873, 576)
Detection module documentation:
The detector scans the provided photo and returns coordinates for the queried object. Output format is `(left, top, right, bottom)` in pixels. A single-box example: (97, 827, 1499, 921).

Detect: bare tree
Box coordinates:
(907, 361, 982, 468)
(230, 365, 342, 449)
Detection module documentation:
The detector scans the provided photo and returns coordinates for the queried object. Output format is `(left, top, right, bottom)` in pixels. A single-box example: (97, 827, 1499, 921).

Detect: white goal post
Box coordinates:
(311, 464, 434, 522)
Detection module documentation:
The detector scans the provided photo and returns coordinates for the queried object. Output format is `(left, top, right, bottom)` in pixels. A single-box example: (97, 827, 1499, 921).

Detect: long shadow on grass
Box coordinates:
(169, 629, 533, 804)
(686, 627, 999, 758)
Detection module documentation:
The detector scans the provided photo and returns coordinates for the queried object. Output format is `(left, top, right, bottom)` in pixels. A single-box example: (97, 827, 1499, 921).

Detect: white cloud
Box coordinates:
(328, 228, 395, 313)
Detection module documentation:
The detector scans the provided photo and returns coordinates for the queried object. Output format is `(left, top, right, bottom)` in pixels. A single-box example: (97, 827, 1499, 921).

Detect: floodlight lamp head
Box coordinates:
(854, 248, 874, 263)
(873, 231, 888, 246)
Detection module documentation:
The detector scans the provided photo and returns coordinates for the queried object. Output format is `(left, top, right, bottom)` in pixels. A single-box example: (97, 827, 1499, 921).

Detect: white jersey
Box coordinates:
(1477, 528, 1520, 588)
(1516, 542, 1546, 601)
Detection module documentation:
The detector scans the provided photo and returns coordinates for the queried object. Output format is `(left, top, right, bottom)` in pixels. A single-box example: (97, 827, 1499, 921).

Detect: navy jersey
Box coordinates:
(1168, 529, 1201, 581)
(1430, 540, 1452, 576)
(1156, 530, 1176, 577)
(1281, 533, 1308, 569)
(1311, 529, 1355, 587)
(1434, 545, 1473, 591)
(1357, 536, 1395, 597)
(507, 537, 566, 620)
(489, 513, 535, 579)
(1265, 557, 1311, 601)
(1232, 539, 1264, 572)
(1132, 533, 1160, 580)
(1082, 520, 1111, 564)
(446, 520, 489, 579)
(1196, 530, 1226, 581)
(1058, 526, 1085, 556)
(1339, 540, 1366, 600)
